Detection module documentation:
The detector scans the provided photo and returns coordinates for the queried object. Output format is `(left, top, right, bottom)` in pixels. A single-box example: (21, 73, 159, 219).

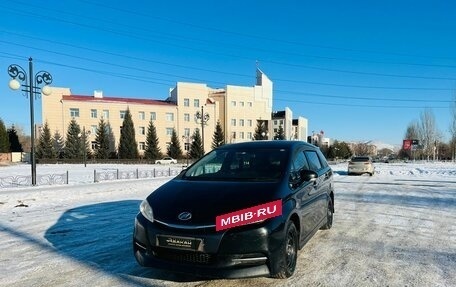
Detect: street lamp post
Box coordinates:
(195, 105, 210, 152)
(7, 57, 53, 186)
(78, 127, 91, 167)
(182, 135, 190, 166)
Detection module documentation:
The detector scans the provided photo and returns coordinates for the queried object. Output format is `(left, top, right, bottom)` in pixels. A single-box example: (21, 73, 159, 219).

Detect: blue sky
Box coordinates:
(1, 0, 455, 146)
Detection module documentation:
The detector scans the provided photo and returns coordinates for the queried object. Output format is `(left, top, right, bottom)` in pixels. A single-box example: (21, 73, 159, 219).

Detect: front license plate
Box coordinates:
(156, 235, 202, 250)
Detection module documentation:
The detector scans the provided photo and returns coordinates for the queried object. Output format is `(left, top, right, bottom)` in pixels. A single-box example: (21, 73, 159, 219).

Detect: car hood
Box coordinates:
(148, 179, 282, 227)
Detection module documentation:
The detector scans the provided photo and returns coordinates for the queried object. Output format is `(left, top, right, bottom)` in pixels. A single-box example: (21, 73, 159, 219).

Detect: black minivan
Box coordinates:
(133, 141, 334, 279)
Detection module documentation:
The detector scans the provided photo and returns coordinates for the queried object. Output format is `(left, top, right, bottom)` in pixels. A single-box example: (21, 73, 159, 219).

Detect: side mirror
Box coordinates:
(300, 170, 318, 183)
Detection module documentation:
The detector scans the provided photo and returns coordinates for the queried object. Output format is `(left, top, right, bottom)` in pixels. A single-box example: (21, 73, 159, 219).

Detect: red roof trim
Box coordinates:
(62, 95, 176, 106)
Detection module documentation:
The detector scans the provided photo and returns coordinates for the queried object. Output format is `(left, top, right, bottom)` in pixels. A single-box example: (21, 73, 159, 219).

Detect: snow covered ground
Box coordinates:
(0, 162, 455, 287)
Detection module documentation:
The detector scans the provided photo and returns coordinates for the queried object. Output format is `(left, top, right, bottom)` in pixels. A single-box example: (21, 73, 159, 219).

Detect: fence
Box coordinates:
(0, 167, 184, 189)
(94, 167, 182, 182)
(0, 172, 69, 188)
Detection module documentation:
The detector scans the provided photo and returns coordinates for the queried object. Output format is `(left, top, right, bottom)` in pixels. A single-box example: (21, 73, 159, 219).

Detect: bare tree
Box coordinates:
(353, 143, 371, 156)
(403, 120, 421, 159)
(405, 120, 420, 140)
(419, 108, 439, 160)
(450, 95, 456, 161)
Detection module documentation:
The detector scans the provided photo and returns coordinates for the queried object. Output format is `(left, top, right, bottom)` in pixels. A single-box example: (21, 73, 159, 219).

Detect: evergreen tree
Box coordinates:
(0, 118, 10, 152)
(190, 129, 204, 159)
(53, 131, 64, 158)
(36, 121, 56, 159)
(274, 124, 285, 140)
(329, 141, 353, 160)
(107, 123, 117, 159)
(254, 120, 268, 140)
(167, 128, 183, 159)
(144, 119, 161, 160)
(211, 120, 225, 149)
(118, 108, 138, 159)
(8, 125, 23, 152)
(94, 117, 110, 159)
(63, 119, 83, 159)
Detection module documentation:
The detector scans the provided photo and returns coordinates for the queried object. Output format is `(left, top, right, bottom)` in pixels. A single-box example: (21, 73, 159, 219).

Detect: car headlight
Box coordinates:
(140, 199, 154, 222)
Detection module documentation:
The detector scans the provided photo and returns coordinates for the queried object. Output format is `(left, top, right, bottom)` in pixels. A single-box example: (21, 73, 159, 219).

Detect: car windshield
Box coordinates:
(183, 148, 289, 181)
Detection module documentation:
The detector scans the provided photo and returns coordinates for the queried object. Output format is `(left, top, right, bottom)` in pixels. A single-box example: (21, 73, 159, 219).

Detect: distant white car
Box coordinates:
(348, 156, 375, 176)
(155, 157, 177, 164)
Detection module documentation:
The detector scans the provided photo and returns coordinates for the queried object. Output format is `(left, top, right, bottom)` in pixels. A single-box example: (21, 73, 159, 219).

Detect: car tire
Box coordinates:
(321, 198, 333, 230)
(272, 221, 298, 279)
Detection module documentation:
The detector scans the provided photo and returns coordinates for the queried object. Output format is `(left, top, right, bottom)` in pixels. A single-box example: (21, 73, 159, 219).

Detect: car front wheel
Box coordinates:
(272, 221, 298, 279)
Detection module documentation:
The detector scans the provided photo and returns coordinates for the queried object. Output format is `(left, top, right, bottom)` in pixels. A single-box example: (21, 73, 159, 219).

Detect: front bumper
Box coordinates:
(133, 213, 285, 278)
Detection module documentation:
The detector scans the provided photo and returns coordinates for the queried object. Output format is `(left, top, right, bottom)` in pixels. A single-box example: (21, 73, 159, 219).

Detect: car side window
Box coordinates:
(291, 151, 309, 172)
(289, 150, 309, 188)
(304, 150, 322, 172)
(316, 149, 329, 168)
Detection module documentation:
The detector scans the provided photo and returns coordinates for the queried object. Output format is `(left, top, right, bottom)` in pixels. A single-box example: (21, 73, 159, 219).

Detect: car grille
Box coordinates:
(153, 247, 214, 265)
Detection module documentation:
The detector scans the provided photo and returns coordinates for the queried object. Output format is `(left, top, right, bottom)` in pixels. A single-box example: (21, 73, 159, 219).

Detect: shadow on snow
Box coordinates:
(44, 200, 204, 286)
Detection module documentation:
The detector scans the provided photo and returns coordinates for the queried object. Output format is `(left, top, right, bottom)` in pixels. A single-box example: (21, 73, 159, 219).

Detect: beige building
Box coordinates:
(42, 69, 286, 155)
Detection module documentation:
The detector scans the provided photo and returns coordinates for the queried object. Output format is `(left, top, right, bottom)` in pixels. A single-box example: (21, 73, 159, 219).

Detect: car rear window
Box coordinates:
(352, 157, 370, 162)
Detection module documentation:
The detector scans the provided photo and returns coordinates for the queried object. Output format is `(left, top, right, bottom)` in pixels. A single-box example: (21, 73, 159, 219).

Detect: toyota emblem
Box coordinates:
(178, 212, 192, 221)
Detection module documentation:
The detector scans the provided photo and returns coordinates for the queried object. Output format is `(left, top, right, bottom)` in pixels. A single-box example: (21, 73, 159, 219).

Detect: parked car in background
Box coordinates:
(348, 156, 375, 176)
(133, 141, 335, 279)
(155, 157, 177, 164)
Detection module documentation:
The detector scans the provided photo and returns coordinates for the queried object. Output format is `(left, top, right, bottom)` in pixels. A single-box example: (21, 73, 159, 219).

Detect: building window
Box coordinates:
(231, 119, 236, 126)
(248, 102, 253, 107)
(139, 126, 146, 135)
(91, 141, 97, 150)
(150, 112, 156, 121)
(194, 99, 200, 107)
(184, 128, 190, 136)
(239, 119, 244, 127)
(247, 132, 252, 139)
(139, 111, 145, 120)
(70, 108, 79, 118)
(184, 113, 190, 122)
(91, 125, 97, 134)
(240, 101, 244, 107)
(231, 101, 236, 107)
(231, 132, 236, 139)
(103, 110, 109, 119)
(120, 110, 126, 119)
(90, 109, 97, 118)
(139, 142, 145, 151)
(240, 132, 244, 139)
(166, 128, 173, 136)
(247, 119, 252, 127)
(280, 120, 283, 125)
(183, 98, 190, 107)
(274, 120, 278, 125)
(166, 113, 174, 121)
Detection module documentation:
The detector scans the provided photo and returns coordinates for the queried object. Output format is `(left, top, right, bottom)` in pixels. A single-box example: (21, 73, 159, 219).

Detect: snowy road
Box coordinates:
(0, 162, 455, 286)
